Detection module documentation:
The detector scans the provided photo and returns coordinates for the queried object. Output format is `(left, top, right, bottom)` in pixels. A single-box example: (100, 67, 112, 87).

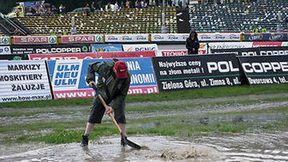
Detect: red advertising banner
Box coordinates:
(161, 50, 188, 56)
(29, 51, 156, 60)
(252, 42, 283, 47)
(60, 34, 103, 43)
(13, 36, 57, 45)
(29, 53, 95, 60)
(95, 51, 156, 58)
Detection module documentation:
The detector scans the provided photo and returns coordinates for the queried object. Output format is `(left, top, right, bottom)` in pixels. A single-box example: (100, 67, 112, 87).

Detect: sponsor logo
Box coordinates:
(48, 36, 57, 44)
(248, 34, 263, 41)
(1, 37, 10, 45)
(122, 36, 132, 40)
(200, 35, 211, 39)
(18, 36, 48, 43)
(12, 56, 22, 60)
(35, 48, 82, 54)
(241, 51, 257, 56)
(168, 35, 178, 40)
(135, 47, 156, 51)
(81, 46, 89, 52)
(229, 34, 239, 39)
(207, 61, 239, 73)
(153, 35, 164, 40)
(67, 35, 94, 42)
(162, 50, 188, 56)
(107, 36, 118, 40)
(215, 34, 226, 39)
(136, 36, 146, 40)
(242, 62, 288, 73)
(95, 35, 103, 42)
(4, 47, 9, 52)
(259, 50, 288, 55)
(0, 46, 11, 54)
(270, 34, 285, 41)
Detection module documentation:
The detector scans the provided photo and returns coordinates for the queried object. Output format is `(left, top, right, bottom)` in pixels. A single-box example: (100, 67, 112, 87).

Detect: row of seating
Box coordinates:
(16, 6, 178, 35)
(189, 0, 288, 32)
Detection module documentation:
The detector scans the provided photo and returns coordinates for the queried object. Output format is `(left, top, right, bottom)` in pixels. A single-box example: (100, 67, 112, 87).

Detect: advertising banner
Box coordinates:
(11, 44, 91, 55)
(151, 33, 188, 42)
(151, 33, 241, 42)
(0, 46, 11, 54)
(243, 33, 288, 41)
(60, 34, 104, 43)
(91, 44, 123, 52)
(252, 42, 283, 47)
(208, 42, 253, 50)
(29, 53, 96, 60)
(238, 55, 288, 85)
(33, 44, 91, 54)
(0, 36, 11, 45)
(122, 44, 158, 52)
(198, 33, 241, 41)
(92, 51, 156, 58)
(47, 58, 158, 99)
(0, 60, 53, 102)
(211, 48, 258, 56)
(0, 54, 28, 60)
(208, 41, 287, 53)
(161, 49, 188, 57)
(29, 51, 156, 60)
(211, 46, 288, 56)
(13, 36, 57, 45)
(152, 54, 242, 92)
(105, 34, 149, 42)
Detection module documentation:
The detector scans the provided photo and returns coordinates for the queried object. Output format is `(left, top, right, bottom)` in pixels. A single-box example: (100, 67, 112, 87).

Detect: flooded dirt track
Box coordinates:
(1, 93, 288, 161)
(194, 132, 288, 162)
(1, 133, 288, 162)
(0, 136, 223, 162)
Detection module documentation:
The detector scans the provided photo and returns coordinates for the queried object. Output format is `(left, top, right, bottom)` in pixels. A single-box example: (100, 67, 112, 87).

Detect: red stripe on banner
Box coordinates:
(53, 86, 159, 99)
(29, 51, 156, 60)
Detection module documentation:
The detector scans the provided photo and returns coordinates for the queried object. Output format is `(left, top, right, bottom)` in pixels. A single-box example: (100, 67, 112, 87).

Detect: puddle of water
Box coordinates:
(0, 136, 223, 162)
(1, 133, 288, 162)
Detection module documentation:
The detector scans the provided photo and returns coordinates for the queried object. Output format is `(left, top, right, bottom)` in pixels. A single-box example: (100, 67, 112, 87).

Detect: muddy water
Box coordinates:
(194, 132, 288, 162)
(0, 136, 223, 162)
(1, 133, 288, 162)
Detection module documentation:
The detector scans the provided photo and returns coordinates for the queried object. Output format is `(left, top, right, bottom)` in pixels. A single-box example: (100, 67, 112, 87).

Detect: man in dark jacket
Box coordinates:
(81, 59, 130, 147)
(186, 31, 200, 54)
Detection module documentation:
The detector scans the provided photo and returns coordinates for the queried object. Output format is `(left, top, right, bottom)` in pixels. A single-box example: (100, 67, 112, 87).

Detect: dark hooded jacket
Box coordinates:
(186, 31, 200, 54)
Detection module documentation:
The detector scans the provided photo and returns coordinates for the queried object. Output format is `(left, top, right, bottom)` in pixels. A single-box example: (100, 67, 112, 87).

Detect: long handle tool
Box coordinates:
(92, 84, 141, 149)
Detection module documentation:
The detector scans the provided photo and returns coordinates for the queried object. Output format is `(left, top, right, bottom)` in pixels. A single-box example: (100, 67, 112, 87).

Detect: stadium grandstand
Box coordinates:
(0, 0, 287, 36)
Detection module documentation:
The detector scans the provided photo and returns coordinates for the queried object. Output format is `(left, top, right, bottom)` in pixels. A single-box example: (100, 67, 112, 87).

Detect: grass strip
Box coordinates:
(1, 84, 288, 108)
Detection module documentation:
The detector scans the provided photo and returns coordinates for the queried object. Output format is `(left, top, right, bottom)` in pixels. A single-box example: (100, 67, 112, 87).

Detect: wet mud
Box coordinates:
(0, 136, 223, 162)
(1, 93, 288, 161)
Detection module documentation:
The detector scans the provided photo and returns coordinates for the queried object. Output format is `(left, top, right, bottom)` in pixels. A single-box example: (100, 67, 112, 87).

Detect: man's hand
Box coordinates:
(89, 81, 96, 87)
(105, 105, 113, 115)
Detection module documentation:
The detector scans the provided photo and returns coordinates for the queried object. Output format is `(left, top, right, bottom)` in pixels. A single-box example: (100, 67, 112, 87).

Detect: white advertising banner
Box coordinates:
(208, 42, 253, 49)
(105, 34, 149, 42)
(0, 60, 53, 102)
(122, 44, 158, 52)
(0, 46, 11, 54)
(198, 33, 241, 41)
(151, 33, 189, 42)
